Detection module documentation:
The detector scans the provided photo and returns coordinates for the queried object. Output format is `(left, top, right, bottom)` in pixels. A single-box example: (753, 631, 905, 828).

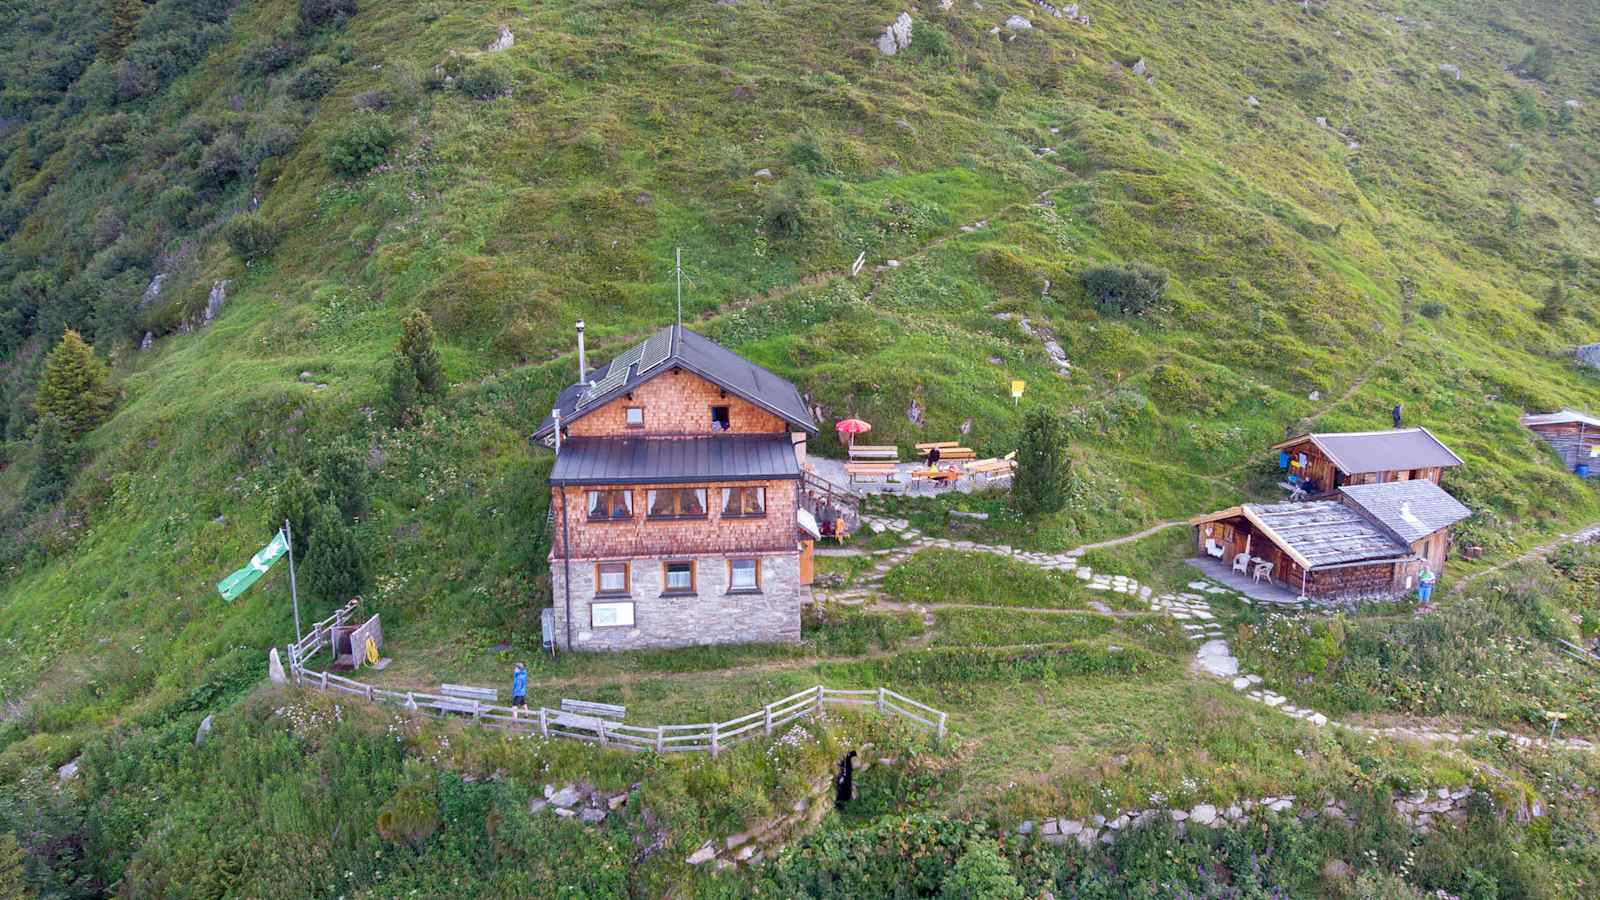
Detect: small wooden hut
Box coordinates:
(1520, 410, 1600, 476)
(1271, 427, 1463, 496)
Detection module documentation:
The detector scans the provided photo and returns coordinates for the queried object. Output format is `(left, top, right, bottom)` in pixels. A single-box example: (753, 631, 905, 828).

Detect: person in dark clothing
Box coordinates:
(834, 750, 857, 810)
(926, 446, 941, 467)
(1392, 404, 1403, 429)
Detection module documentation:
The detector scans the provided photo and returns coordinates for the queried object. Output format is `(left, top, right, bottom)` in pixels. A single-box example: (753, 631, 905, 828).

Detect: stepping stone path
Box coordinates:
(844, 515, 1598, 755)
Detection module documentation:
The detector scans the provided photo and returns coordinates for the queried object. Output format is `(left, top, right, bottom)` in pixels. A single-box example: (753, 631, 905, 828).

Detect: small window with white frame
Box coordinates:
(625, 406, 645, 428)
(720, 486, 765, 518)
(728, 558, 759, 592)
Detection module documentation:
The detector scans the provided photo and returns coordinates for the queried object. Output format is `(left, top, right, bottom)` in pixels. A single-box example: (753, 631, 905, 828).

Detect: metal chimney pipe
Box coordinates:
(576, 320, 588, 384)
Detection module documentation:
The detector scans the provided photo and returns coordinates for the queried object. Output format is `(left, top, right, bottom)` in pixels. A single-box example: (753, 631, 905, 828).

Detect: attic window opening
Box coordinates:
(625, 406, 645, 428)
(711, 405, 731, 431)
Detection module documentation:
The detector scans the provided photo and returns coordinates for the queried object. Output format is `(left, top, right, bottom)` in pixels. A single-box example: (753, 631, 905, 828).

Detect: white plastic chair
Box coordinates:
(1231, 553, 1250, 575)
(1205, 539, 1224, 558)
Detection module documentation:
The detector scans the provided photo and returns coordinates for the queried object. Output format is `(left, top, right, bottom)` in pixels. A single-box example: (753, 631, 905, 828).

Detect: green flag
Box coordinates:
(217, 530, 289, 602)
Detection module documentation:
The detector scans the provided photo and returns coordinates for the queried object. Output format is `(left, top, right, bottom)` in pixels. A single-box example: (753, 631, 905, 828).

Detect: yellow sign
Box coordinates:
(1011, 380, 1025, 400)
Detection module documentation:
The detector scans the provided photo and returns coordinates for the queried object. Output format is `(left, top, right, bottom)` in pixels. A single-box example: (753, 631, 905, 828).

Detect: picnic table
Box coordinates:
(965, 458, 1016, 481)
(915, 441, 976, 461)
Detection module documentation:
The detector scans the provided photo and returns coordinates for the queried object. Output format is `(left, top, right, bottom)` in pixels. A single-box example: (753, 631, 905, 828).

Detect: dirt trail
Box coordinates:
(1453, 521, 1600, 589)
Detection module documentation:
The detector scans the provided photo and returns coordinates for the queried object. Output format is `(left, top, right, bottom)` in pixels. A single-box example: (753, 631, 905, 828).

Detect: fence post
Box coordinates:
(711, 721, 720, 758)
(319, 671, 328, 691)
(814, 685, 825, 717)
(764, 703, 773, 735)
(598, 718, 609, 749)
(366, 684, 374, 701)
(539, 707, 549, 738)
(937, 711, 947, 741)
(473, 700, 482, 721)
(877, 687, 886, 716)
(656, 727, 665, 753)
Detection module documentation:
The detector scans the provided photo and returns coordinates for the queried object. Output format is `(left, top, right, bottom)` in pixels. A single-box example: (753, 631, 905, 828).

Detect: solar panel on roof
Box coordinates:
(637, 329, 673, 374)
(574, 337, 652, 408)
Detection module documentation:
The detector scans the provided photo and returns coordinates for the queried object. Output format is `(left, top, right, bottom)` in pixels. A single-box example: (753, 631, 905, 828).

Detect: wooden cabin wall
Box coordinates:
(1307, 562, 1398, 597)
(1409, 530, 1450, 577)
(1526, 422, 1599, 472)
(1281, 440, 1341, 492)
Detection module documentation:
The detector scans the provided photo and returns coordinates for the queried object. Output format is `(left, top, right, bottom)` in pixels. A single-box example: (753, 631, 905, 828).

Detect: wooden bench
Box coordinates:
(915, 442, 961, 451)
(845, 463, 898, 484)
(427, 696, 483, 715)
(441, 683, 499, 703)
(848, 444, 900, 461)
(561, 698, 626, 720)
(938, 447, 977, 460)
(966, 459, 1016, 476)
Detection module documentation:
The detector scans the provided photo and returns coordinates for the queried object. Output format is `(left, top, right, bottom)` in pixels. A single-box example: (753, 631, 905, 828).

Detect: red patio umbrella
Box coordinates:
(835, 418, 872, 447)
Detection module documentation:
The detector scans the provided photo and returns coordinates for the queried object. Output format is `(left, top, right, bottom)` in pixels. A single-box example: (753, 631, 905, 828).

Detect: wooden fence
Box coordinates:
(283, 603, 947, 755)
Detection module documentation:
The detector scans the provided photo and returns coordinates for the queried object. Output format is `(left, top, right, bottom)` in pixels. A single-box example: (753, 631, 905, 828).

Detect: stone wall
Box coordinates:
(552, 479, 801, 559)
(565, 369, 791, 437)
(550, 550, 803, 650)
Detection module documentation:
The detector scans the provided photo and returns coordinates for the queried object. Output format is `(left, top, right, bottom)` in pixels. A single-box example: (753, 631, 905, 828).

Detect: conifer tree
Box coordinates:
(397, 309, 445, 395)
(270, 467, 319, 560)
(1013, 407, 1070, 516)
(304, 500, 369, 603)
(1537, 280, 1569, 324)
(315, 438, 368, 522)
(102, 0, 144, 60)
(34, 329, 113, 441)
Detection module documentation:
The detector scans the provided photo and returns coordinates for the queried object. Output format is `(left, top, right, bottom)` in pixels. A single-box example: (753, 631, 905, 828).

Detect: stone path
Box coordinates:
(850, 515, 1598, 754)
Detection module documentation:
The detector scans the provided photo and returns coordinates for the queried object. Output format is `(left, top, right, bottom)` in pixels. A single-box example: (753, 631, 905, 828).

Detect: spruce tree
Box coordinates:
(27, 413, 79, 506)
(315, 438, 368, 522)
(102, 0, 144, 60)
(1013, 407, 1070, 516)
(270, 467, 319, 560)
(397, 309, 445, 395)
(34, 329, 113, 441)
(304, 500, 369, 603)
(1536, 280, 1569, 324)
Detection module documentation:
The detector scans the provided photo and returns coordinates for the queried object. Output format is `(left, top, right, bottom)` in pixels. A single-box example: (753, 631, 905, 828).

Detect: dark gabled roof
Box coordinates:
(534, 325, 817, 439)
(1339, 480, 1471, 545)
(1240, 500, 1409, 569)
(548, 435, 801, 486)
(1273, 427, 1463, 475)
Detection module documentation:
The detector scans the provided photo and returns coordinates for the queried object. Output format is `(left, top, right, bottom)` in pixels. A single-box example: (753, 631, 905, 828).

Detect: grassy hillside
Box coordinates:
(2, 0, 1599, 894)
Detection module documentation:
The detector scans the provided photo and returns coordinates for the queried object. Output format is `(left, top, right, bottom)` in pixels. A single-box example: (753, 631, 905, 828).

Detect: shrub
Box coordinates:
(382, 310, 445, 425)
(221, 213, 279, 263)
(908, 22, 955, 66)
(155, 185, 199, 227)
(287, 54, 338, 100)
(26, 413, 80, 506)
(1146, 363, 1205, 410)
(1418, 300, 1444, 319)
(763, 178, 815, 239)
(85, 113, 138, 161)
(1013, 407, 1069, 516)
(303, 500, 368, 602)
(315, 438, 368, 522)
(297, 0, 357, 33)
(34, 329, 113, 441)
(1536, 280, 1568, 324)
(455, 58, 509, 100)
(941, 839, 1024, 900)
(1516, 43, 1554, 82)
(195, 131, 245, 190)
(239, 34, 304, 76)
(323, 112, 395, 176)
(1081, 262, 1168, 316)
(269, 467, 318, 560)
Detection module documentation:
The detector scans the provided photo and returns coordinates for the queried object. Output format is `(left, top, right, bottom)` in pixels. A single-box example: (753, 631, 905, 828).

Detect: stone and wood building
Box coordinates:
(1271, 427, 1463, 496)
(1520, 409, 1600, 477)
(1191, 479, 1471, 603)
(534, 324, 821, 651)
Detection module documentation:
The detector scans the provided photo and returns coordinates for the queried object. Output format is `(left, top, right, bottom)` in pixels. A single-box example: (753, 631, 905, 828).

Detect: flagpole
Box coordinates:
(284, 519, 302, 645)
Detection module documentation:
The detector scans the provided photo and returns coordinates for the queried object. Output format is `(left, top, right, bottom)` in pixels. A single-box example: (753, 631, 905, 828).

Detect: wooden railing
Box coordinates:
(802, 468, 863, 513)
(285, 616, 946, 754)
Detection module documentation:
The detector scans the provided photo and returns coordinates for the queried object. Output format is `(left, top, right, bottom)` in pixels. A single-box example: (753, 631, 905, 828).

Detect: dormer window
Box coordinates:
(625, 406, 645, 428)
(711, 405, 730, 431)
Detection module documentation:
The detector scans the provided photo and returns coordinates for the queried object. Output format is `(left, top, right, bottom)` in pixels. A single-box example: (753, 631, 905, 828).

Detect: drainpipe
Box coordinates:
(553, 408, 572, 651)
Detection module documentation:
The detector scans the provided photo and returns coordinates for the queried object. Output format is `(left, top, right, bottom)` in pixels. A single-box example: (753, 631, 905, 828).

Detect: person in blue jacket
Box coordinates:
(512, 663, 528, 708)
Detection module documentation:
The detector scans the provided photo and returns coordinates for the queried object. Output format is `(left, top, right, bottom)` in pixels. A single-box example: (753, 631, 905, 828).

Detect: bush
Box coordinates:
(1418, 300, 1444, 319)
(195, 131, 245, 190)
(1081, 262, 1168, 316)
(941, 839, 1024, 900)
(303, 500, 368, 602)
(1146, 363, 1205, 410)
(455, 58, 509, 100)
(239, 34, 304, 76)
(221, 213, 279, 263)
(1516, 43, 1555, 82)
(269, 467, 318, 560)
(382, 310, 445, 425)
(298, 0, 357, 33)
(323, 112, 395, 176)
(27, 413, 80, 507)
(287, 54, 338, 100)
(1013, 407, 1069, 516)
(763, 178, 816, 239)
(154, 184, 199, 227)
(315, 438, 368, 522)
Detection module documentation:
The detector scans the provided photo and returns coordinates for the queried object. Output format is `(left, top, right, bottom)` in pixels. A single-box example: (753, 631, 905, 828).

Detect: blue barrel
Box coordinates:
(1577, 464, 1590, 478)
(1278, 450, 1289, 469)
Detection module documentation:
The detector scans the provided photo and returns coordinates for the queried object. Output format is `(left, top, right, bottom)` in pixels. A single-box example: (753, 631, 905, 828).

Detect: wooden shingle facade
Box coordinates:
(536, 325, 819, 651)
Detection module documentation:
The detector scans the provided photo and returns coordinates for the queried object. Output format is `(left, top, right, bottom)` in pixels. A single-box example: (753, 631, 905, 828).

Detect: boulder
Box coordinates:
(203, 280, 228, 325)
(549, 785, 581, 808)
(753, 168, 773, 179)
(1246, 95, 1260, 107)
(1005, 15, 1032, 30)
(877, 12, 913, 54)
(1438, 63, 1460, 79)
(487, 25, 514, 51)
(1189, 804, 1217, 825)
(1131, 58, 1146, 77)
(268, 647, 287, 684)
(195, 714, 213, 747)
(57, 757, 81, 783)
(579, 808, 606, 825)
(687, 841, 718, 865)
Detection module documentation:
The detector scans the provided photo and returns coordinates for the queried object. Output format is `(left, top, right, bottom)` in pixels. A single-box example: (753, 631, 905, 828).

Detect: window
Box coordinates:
(591, 601, 634, 628)
(721, 486, 766, 518)
(728, 558, 760, 592)
(663, 560, 696, 594)
(647, 488, 707, 519)
(710, 405, 731, 431)
(586, 489, 632, 521)
(596, 562, 629, 596)
(625, 406, 645, 428)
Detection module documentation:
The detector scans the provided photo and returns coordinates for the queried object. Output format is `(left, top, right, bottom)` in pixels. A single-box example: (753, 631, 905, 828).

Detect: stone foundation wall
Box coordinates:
(550, 551, 802, 650)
